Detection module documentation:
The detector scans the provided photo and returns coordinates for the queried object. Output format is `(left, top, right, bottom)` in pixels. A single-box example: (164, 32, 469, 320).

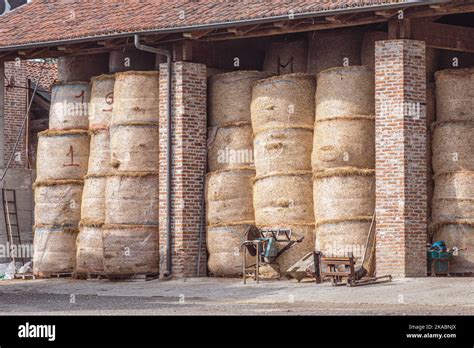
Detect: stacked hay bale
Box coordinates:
(105, 71, 160, 277)
(206, 71, 271, 276)
(33, 81, 91, 277)
(251, 73, 316, 273)
(312, 66, 375, 272)
(75, 74, 115, 277)
(432, 68, 474, 273)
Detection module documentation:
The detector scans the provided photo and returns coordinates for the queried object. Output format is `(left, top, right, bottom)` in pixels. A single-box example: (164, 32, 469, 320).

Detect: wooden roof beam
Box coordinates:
(182, 29, 214, 39)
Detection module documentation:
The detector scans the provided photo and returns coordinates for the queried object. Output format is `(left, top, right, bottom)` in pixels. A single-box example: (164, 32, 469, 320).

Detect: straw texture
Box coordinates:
(254, 128, 313, 177)
(81, 176, 106, 224)
(315, 66, 374, 120)
(36, 131, 90, 181)
(209, 71, 272, 127)
(89, 74, 115, 129)
(112, 70, 160, 124)
(251, 73, 316, 134)
(435, 68, 474, 122)
(87, 129, 116, 175)
(76, 226, 104, 275)
(49, 81, 90, 130)
(110, 123, 159, 172)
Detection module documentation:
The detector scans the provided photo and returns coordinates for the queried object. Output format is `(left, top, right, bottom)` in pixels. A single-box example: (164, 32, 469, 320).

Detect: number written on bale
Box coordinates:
(63, 145, 79, 167)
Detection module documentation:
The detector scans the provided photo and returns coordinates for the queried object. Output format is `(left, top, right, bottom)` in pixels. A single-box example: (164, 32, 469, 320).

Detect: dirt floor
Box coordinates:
(0, 277, 473, 315)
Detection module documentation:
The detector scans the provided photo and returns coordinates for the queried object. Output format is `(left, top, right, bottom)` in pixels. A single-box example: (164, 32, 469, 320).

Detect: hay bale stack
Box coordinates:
(361, 31, 388, 71)
(435, 68, 474, 122)
(110, 123, 159, 172)
(89, 74, 115, 129)
(431, 68, 474, 273)
(308, 27, 364, 75)
(206, 71, 272, 277)
(251, 73, 316, 273)
(315, 66, 374, 120)
(263, 39, 308, 75)
(251, 74, 316, 134)
(112, 71, 160, 125)
(432, 121, 474, 174)
(207, 124, 254, 172)
(312, 66, 375, 268)
(206, 169, 255, 226)
(49, 82, 91, 130)
(36, 130, 90, 181)
(33, 226, 78, 276)
(433, 224, 474, 274)
(209, 71, 272, 127)
(105, 173, 159, 226)
(102, 224, 159, 276)
(34, 180, 83, 227)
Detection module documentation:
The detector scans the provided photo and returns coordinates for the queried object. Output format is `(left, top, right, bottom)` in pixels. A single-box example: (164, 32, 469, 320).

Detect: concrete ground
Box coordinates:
(0, 277, 473, 315)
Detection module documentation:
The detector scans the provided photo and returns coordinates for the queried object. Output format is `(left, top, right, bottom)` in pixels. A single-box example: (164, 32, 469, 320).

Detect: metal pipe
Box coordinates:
(134, 34, 173, 278)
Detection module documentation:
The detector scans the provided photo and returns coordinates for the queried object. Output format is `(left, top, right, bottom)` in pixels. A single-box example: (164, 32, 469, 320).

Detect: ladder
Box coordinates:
(2, 188, 25, 265)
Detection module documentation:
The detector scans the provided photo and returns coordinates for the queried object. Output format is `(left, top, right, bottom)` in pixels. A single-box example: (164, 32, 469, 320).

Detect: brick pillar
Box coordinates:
(375, 40, 427, 277)
(159, 61, 207, 278)
(0, 62, 5, 169)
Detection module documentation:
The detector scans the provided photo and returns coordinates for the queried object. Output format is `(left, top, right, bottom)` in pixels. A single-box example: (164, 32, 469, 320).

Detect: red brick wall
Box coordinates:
(3, 61, 27, 168)
(159, 61, 207, 278)
(375, 40, 427, 277)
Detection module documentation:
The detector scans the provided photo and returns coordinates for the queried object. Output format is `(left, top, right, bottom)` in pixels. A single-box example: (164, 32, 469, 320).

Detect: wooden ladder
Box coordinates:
(2, 188, 25, 265)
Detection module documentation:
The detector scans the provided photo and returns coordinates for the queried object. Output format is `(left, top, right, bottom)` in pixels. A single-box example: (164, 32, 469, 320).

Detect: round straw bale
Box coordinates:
(361, 31, 387, 71)
(36, 130, 90, 181)
(89, 74, 115, 129)
(49, 81, 90, 130)
(206, 169, 255, 225)
(254, 128, 313, 176)
(110, 124, 159, 172)
(34, 182, 83, 226)
(81, 176, 106, 224)
(208, 124, 254, 172)
(101, 224, 159, 276)
(312, 117, 375, 170)
(207, 224, 254, 277)
(313, 172, 375, 221)
(253, 173, 314, 226)
(432, 172, 474, 222)
(263, 39, 308, 75)
(33, 226, 78, 276)
(87, 129, 115, 176)
(112, 71, 160, 124)
(308, 27, 363, 75)
(209, 71, 272, 128)
(432, 121, 474, 173)
(435, 68, 474, 122)
(251, 74, 316, 134)
(315, 66, 374, 120)
(433, 224, 474, 274)
(315, 220, 371, 266)
(76, 226, 104, 275)
(105, 174, 159, 225)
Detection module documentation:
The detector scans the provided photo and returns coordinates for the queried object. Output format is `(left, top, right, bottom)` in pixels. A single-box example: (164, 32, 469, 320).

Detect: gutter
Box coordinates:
(0, 0, 447, 52)
(134, 35, 173, 278)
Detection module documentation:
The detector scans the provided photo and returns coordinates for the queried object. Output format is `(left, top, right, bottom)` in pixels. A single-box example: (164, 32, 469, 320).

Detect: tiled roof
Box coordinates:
(26, 61, 58, 91)
(0, 0, 413, 49)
